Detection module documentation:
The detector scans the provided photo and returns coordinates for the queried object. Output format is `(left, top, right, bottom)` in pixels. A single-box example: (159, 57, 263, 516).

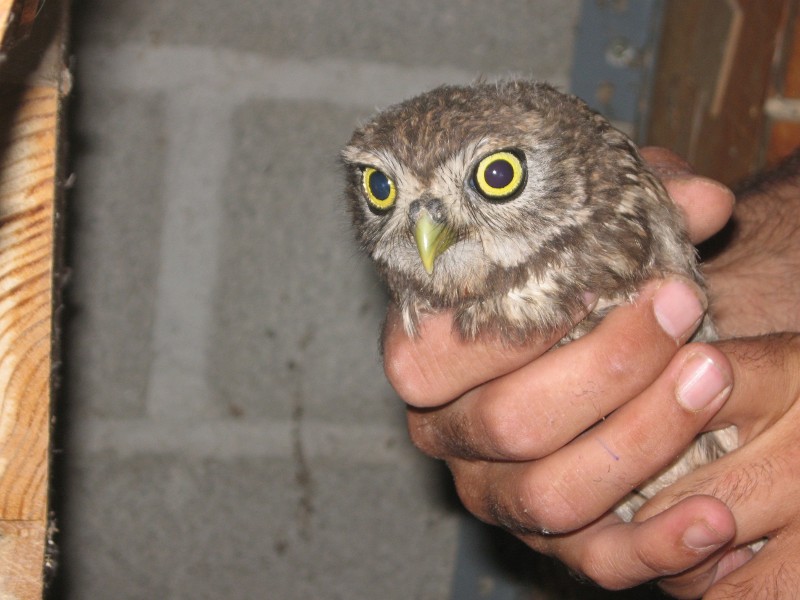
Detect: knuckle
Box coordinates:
(529, 464, 605, 532)
(405, 410, 440, 457)
(526, 492, 578, 533)
(383, 342, 431, 407)
(485, 492, 538, 534)
(407, 407, 489, 461)
(456, 485, 490, 523)
(482, 471, 554, 535)
(493, 468, 588, 535)
(577, 540, 631, 590)
(583, 568, 630, 591)
(631, 540, 676, 578)
(577, 533, 674, 591)
(474, 396, 540, 460)
(448, 462, 494, 522)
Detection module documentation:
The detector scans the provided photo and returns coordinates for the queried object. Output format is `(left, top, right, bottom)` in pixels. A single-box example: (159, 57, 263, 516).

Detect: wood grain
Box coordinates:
(647, 0, 789, 185)
(0, 82, 59, 600)
(0, 85, 56, 523)
(767, 1, 800, 165)
(0, 521, 49, 597)
(0, 0, 65, 596)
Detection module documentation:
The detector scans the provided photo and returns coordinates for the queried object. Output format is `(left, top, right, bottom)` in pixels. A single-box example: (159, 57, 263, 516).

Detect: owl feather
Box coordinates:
(342, 81, 736, 521)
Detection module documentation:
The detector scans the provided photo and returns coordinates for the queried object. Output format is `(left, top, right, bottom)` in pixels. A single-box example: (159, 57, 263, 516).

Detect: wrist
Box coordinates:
(704, 155, 800, 336)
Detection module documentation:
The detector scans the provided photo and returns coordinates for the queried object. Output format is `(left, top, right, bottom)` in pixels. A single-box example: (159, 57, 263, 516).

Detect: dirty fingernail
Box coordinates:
(683, 520, 730, 551)
(640, 147, 694, 176)
(677, 353, 732, 412)
(653, 279, 705, 341)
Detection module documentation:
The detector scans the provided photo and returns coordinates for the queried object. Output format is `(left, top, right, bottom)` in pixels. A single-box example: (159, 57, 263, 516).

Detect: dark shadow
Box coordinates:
(29, 1, 76, 598)
(434, 463, 667, 599)
(452, 515, 668, 600)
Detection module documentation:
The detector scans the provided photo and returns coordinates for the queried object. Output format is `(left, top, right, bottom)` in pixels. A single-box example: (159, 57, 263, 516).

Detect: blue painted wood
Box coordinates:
(571, 0, 665, 141)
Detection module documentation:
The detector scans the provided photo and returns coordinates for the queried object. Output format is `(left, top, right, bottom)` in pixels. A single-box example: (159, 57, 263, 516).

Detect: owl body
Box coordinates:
(343, 81, 736, 521)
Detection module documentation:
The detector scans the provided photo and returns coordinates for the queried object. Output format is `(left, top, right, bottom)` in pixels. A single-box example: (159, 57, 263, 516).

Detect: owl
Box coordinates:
(342, 80, 737, 521)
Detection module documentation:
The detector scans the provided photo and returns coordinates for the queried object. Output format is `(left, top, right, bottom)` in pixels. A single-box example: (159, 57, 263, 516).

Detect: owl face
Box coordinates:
(342, 82, 611, 305)
(345, 139, 556, 280)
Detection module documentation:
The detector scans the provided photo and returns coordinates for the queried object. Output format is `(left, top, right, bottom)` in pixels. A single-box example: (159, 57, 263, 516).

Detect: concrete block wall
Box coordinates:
(59, 1, 580, 598)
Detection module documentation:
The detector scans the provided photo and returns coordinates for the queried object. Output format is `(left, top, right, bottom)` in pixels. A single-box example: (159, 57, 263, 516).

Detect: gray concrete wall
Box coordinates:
(60, 2, 580, 598)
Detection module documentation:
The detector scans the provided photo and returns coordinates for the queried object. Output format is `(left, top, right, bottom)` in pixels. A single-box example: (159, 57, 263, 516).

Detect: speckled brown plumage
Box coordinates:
(342, 80, 737, 520)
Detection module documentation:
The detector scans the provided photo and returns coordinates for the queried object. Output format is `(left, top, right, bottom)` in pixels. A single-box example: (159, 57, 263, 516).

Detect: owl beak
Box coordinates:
(414, 211, 456, 275)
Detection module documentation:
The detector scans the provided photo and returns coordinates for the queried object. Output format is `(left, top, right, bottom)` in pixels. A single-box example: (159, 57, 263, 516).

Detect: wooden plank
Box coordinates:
(0, 521, 49, 597)
(647, 0, 789, 185)
(0, 85, 57, 524)
(0, 0, 66, 596)
(767, 120, 800, 165)
(767, 1, 800, 164)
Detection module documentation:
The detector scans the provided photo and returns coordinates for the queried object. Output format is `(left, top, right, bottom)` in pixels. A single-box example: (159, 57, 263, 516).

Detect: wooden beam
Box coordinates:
(647, 0, 790, 185)
(766, 1, 800, 165)
(0, 0, 67, 596)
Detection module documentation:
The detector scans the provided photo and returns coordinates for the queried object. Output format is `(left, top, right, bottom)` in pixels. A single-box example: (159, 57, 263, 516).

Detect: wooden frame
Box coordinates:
(647, 0, 798, 185)
(0, 0, 67, 596)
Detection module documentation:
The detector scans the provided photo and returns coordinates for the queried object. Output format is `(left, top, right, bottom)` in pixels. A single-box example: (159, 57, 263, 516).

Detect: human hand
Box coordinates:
(385, 277, 739, 595)
(704, 149, 800, 337)
(635, 333, 800, 599)
(643, 150, 800, 598)
(382, 147, 746, 593)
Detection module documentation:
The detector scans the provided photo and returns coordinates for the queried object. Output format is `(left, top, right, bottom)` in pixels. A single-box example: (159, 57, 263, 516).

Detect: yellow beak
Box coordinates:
(414, 211, 456, 275)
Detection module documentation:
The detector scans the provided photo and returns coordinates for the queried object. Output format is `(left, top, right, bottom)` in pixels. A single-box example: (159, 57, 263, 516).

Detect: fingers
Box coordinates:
(640, 146, 735, 244)
(407, 277, 707, 462)
(637, 335, 800, 527)
(447, 341, 732, 534)
(657, 547, 754, 600)
(629, 334, 800, 595)
(640, 146, 695, 177)
(520, 496, 735, 592)
(643, 412, 800, 548)
(665, 177, 736, 245)
(382, 304, 573, 409)
(702, 542, 798, 600)
(710, 334, 800, 440)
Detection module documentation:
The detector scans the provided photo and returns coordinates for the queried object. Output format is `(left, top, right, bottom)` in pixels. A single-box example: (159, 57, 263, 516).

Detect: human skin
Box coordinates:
(381, 148, 800, 598)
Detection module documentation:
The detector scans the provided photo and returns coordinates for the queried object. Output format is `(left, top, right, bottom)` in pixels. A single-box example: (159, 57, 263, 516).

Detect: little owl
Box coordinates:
(342, 80, 737, 520)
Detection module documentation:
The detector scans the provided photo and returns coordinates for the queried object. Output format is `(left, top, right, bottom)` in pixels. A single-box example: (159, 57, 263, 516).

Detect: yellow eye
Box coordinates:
(473, 150, 526, 200)
(362, 167, 396, 211)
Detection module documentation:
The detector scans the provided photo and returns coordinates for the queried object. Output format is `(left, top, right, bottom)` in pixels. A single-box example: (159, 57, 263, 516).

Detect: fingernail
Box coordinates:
(676, 353, 732, 412)
(683, 520, 730, 551)
(640, 147, 694, 176)
(693, 176, 735, 200)
(712, 547, 755, 583)
(653, 279, 705, 341)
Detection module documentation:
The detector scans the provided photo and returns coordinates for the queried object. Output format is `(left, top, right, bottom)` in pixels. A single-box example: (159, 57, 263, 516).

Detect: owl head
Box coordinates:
(342, 81, 678, 331)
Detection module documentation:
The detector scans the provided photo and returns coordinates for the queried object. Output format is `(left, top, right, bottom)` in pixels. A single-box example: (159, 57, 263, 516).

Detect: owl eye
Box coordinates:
(362, 167, 397, 211)
(472, 150, 526, 200)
